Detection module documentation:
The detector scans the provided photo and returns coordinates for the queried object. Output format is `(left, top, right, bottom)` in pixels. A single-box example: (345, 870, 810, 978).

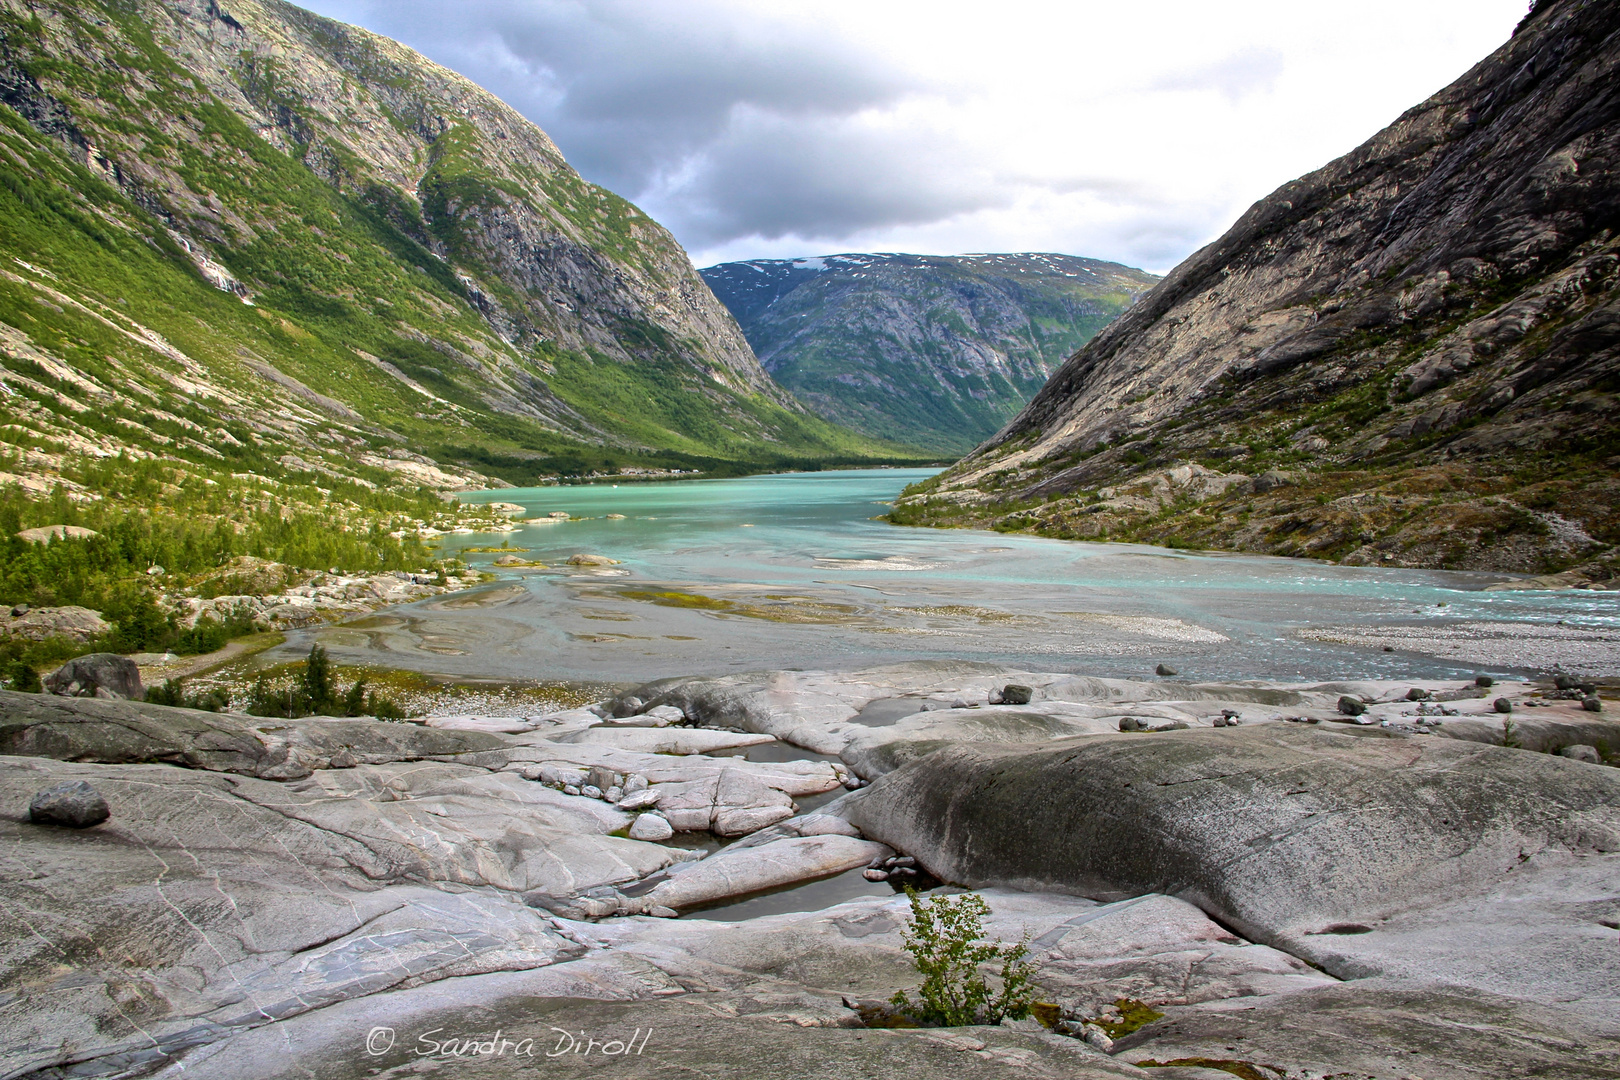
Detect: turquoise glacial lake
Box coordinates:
(298, 468, 1618, 685)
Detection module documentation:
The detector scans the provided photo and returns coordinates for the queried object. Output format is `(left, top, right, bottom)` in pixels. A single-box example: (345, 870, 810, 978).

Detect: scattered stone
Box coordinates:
(1119, 716, 1145, 732)
(1406, 688, 1431, 701)
(1554, 675, 1580, 691)
(1081, 1024, 1114, 1052)
(1337, 695, 1367, 716)
(863, 867, 889, 881)
(563, 784, 581, 796)
(1476, 675, 1495, 688)
(42, 654, 143, 701)
(1560, 745, 1602, 764)
(1494, 697, 1514, 714)
(580, 784, 603, 800)
(646, 904, 678, 918)
(28, 780, 110, 828)
(1582, 696, 1603, 712)
(1155, 664, 1178, 677)
(1000, 684, 1033, 705)
(616, 788, 661, 811)
(629, 813, 674, 841)
(624, 773, 649, 795)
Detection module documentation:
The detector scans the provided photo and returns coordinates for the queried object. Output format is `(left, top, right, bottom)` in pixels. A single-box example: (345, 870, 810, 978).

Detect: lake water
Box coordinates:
(296, 469, 1617, 685)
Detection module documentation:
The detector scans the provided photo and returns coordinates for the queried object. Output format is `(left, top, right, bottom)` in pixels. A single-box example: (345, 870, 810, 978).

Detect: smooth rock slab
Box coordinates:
(28, 778, 109, 827)
(638, 834, 891, 911)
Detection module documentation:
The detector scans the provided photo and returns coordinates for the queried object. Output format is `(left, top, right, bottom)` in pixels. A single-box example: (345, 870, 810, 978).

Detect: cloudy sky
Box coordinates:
(302, 0, 1529, 274)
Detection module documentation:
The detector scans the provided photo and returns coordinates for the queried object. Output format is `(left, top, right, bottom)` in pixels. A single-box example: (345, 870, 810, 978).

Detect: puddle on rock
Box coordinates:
(676, 865, 901, 921)
(851, 697, 928, 727)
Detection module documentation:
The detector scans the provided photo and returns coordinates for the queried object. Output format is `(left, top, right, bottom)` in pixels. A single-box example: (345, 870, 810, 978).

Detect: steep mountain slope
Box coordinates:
(898, 0, 1620, 577)
(0, 0, 901, 515)
(701, 253, 1157, 455)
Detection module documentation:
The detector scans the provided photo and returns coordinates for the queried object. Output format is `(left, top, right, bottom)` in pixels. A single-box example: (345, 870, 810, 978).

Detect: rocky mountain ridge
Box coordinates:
(702, 253, 1157, 454)
(0, 0, 897, 515)
(899, 0, 1620, 576)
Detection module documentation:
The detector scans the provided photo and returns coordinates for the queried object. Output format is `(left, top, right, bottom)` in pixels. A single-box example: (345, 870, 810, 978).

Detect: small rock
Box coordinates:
(588, 766, 617, 791)
(1494, 697, 1513, 714)
(580, 785, 603, 800)
(986, 689, 1004, 705)
(616, 788, 662, 811)
(29, 780, 110, 828)
(10, 604, 26, 616)
(628, 813, 674, 841)
(642, 704, 685, 726)
(563, 784, 581, 796)
(1151, 721, 1191, 731)
(1475, 675, 1494, 688)
(1081, 1024, 1114, 1052)
(1554, 674, 1580, 691)
(863, 868, 889, 881)
(1560, 744, 1602, 763)
(1406, 688, 1430, 701)
(623, 774, 649, 794)
(1337, 696, 1367, 716)
(617, 696, 645, 715)
(1582, 696, 1603, 712)
(890, 855, 916, 867)
(1155, 664, 1177, 677)
(1001, 684, 1033, 705)
(647, 905, 678, 918)
(604, 785, 623, 802)
(1119, 716, 1144, 732)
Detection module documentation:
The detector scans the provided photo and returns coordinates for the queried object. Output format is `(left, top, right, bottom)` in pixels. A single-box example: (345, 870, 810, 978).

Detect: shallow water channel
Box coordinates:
(293, 468, 1616, 685)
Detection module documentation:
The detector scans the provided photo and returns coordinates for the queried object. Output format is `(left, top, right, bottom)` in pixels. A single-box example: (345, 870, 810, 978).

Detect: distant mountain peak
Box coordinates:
(701, 253, 1158, 455)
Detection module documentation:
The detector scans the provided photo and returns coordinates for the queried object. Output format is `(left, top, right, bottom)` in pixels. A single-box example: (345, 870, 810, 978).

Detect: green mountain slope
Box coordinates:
(897, 0, 1620, 577)
(701, 253, 1159, 455)
(0, 0, 906, 516)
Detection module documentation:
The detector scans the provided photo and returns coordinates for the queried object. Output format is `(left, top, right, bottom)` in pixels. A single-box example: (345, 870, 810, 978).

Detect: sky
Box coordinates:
(301, 0, 1531, 274)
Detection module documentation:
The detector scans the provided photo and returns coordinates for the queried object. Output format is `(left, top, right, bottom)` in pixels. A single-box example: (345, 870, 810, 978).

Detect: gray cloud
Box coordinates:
(300, 0, 1525, 273)
(301, 0, 1041, 256)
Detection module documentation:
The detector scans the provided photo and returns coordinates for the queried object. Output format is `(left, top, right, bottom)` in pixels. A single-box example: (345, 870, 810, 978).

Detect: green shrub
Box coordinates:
(245, 645, 406, 718)
(144, 677, 229, 711)
(5, 658, 40, 692)
(889, 888, 1037, 1026)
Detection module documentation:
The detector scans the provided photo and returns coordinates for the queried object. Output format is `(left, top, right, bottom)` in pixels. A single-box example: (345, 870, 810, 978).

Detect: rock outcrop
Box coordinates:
(702, 253, 1158, 454)
(844, 723, 1620, 1028)
(902, 0, 1620, 576)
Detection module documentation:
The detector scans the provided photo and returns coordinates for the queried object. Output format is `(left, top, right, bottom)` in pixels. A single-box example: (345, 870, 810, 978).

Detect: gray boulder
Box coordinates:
(28, 778, 109, 827)
(1560, 744, 1603, 764)
(1000, 683, 1034, 705)
(844, 724, 1620, 1015)
(42, 653, 143, 701)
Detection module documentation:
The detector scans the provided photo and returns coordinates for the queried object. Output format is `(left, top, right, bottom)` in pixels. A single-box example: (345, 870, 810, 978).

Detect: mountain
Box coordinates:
(700, 253, 1158, 455)
(896, 0, 1620, 578)
(0, 0, 904, 513)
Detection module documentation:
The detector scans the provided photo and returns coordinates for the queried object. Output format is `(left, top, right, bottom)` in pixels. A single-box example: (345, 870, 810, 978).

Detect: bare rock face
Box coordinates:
(0, 605, 109, 643)
(909, 0, 1620, 575)
(844, 724, 1620, 1023)
(42, 653, 143, 701)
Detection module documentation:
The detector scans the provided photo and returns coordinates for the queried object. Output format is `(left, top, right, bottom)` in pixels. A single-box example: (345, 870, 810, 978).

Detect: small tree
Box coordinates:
(300, 644, 336, 714)
(890, 888, 1037, 1026)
